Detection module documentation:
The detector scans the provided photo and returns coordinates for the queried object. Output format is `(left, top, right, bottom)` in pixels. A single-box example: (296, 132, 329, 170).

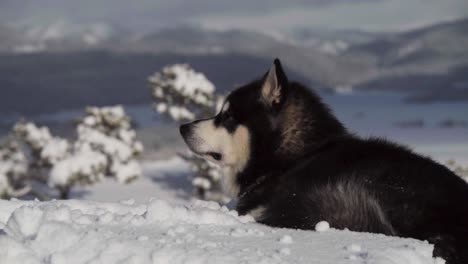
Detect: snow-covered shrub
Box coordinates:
(181, 153, 228, 203)
(48, 142, 107, 196)
(149, 64, 227, 202)
(50, 106, 143, 197)
(149, 64, 216, 121)
(2, 106, 143, 200)
(13, 121, 69, 166)
(77, 106, 143, 181)
(0, 139, 29, 198)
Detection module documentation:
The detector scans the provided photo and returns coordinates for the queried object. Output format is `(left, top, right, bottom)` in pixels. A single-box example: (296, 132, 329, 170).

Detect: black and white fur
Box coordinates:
(180, 59, 468, 263)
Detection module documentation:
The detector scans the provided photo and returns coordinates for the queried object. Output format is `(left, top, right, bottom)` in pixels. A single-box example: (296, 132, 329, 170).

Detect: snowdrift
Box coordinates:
(0, 199, 443, 264)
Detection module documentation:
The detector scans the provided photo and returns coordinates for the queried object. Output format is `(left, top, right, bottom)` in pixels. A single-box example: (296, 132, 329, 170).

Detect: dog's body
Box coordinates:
(180, 59, 468, 263)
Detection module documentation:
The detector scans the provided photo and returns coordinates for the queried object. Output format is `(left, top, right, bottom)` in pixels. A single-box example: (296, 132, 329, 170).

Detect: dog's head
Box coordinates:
(180, 58, 344, 196)
(179, 59, 291, 195)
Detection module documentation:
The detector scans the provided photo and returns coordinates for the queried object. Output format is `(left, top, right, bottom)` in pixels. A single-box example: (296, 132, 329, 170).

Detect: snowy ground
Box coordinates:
(0, 153, 462, 263)
(0, 199, 443, 264)
(69, 157, 193, 204)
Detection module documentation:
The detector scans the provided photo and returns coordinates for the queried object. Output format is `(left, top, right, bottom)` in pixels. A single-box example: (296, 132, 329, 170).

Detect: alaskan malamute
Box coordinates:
(180, 59, 468, 263)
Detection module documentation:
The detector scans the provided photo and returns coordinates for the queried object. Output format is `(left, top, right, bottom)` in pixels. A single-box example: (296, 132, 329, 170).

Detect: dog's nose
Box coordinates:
(179, 123, 190, 137)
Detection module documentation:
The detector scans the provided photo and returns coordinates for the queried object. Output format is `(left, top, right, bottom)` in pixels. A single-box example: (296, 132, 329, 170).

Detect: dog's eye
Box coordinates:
(222, 111, 236, 127)
(224, 111, 235, 122)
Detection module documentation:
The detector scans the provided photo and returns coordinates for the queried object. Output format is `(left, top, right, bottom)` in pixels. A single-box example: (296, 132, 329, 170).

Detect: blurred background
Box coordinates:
(0, 0, 467, 202)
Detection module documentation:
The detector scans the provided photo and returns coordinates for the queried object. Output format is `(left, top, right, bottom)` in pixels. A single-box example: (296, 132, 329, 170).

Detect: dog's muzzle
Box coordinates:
(179, 123, 223, 161)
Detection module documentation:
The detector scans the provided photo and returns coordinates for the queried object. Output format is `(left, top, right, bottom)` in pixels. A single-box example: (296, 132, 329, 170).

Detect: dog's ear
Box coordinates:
(261, 58, 288, 109)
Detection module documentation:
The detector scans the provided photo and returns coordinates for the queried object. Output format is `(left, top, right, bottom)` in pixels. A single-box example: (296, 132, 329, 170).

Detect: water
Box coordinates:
(322, 92, 468, 165)
(323, 92, 468, 143)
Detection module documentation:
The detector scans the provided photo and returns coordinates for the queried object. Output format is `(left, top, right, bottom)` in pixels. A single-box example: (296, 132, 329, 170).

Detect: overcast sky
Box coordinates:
(1, 0, 467, 32)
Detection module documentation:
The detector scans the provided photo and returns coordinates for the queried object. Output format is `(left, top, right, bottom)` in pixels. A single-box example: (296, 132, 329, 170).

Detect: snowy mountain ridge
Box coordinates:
(1, 18, 467, 103)
(9, 20, 114, 54)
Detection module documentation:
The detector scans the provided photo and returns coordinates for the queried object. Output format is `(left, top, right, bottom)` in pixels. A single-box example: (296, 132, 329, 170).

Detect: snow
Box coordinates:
(0, 146, 28, 196)
(15, 122, 54, 150)
(192, 176, 212, 190)
(40, 138, 69, 165)
(1, 152, 455, 263)
(149, 64, 215, 106)
(0, 198, 442, 264)
(319, 40, 349, 55)
(167, 105, 195, 121)
(6, 107, 142, 196)
(279, 235, 293, 244)
(149, 64, 217, 121)
(69, 157, 192, 204)
(111, 160, 142, 183)
(48, 144, 107, 187)
(77, 125, 133, 161)
(58, 105, 144, 186)
(13, 20, 112, 54)
(165, 64, 215, 98)
(315, 221, 331, 232)
(13, 121, 70, 166)
(345, 243, 362, 252)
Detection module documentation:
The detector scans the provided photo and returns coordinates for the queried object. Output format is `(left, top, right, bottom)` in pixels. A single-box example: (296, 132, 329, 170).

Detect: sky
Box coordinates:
(1, 0, 467, 33)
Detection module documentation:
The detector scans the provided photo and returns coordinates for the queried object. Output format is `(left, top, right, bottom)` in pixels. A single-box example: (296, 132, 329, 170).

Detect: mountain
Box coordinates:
(286, 27, 386, 50)
(0, 18, 466, 122)
(0, 20, 129, 54)
(0, 23, 373, 88)
(348, 18, 468, 101)
(124, 27, 371, 88)
(348, 18, 468, 79)
(350, 18, 468, 68)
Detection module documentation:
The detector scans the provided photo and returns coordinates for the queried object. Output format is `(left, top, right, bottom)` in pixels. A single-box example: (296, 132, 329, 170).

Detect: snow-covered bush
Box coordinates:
(181, 153, 228, 203)
(149, 64, 227, 202)
(0, 106, 143, 200)
(50, 106, 143, 197)
(0, 139, 29, 198)
(13, 121, 69, 167)
(149, 64, 216, 121)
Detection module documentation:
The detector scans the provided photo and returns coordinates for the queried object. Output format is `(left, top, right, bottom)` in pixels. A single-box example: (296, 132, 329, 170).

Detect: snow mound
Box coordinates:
(315, 220, 330, 232)
(0, 199, 441, 264)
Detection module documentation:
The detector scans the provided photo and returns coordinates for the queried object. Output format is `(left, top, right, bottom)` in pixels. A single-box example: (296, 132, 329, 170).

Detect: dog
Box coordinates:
(180, 59, 468, 263)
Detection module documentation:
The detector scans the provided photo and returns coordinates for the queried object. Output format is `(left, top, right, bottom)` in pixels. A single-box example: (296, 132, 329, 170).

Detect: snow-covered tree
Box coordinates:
(0, 139, 29, 198)
(149, 64, 227, 203)
(77, 106, 143, 182)
(50, 106, 143, 198)
(13, 121, 70, 198)
(13, 121, 69, 167)
(149, 64, 216, 121)
(1, 106, 143, 200)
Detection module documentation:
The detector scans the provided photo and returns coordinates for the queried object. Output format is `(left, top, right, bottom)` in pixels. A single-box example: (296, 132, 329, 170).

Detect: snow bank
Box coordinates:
(0, 199, 442, 264)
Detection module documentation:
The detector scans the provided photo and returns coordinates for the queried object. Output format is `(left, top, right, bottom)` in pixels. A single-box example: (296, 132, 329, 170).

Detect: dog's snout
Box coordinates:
(179, 123, 191, 137)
